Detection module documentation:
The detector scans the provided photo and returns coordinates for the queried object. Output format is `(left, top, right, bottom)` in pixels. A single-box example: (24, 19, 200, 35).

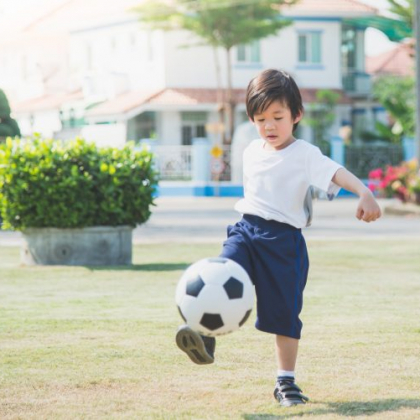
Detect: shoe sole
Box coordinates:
(176, 326, 214, 365)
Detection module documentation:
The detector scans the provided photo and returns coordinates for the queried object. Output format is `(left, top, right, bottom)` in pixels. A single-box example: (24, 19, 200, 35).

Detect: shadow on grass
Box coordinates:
(86, 263, 189, 272)
(243, 398, 420, 419)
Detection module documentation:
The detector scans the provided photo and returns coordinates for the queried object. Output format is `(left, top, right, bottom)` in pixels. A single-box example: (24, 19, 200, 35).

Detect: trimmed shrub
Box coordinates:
(0, 135, 158, 230)
(0, 89, 21, 138)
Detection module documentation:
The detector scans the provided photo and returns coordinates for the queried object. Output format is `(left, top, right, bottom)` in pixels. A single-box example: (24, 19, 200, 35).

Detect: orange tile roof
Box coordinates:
(12, 85, 353, 116)
(12, 90, 84, 113)
(283, 0, 377, 15)
(366, 42, 414, 77)
(85, 87, 352, 118)
(86, 90, 161, 117)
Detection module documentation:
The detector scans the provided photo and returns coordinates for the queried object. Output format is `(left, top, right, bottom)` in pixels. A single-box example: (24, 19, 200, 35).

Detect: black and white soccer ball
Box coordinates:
(175, 257, 254, 337)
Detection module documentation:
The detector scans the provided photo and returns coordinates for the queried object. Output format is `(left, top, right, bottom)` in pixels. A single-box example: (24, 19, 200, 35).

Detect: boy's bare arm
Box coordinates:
(332, 168, 382, 223)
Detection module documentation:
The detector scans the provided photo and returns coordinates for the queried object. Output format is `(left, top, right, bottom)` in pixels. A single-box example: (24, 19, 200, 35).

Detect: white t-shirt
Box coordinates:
(234, 139, 343, 228)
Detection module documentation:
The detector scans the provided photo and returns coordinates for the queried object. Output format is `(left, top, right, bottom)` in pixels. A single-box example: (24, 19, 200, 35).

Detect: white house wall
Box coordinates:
(163, 21, 342, 90)
(30, 110, 61, 138)
(69, 22, 166, 99)
(158, 111, 181, 145)
(0, 35, 69, 102)
(294, 21, 342, 89)
(163, 31, 219, 88)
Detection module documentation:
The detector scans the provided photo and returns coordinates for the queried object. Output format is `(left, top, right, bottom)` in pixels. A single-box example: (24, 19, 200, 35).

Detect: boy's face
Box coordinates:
(252, 100, 302, 151)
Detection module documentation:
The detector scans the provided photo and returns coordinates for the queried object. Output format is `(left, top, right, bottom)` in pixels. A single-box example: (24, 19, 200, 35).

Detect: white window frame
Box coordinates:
(236, 40, 261, 64)
(297, 31, 322, 65)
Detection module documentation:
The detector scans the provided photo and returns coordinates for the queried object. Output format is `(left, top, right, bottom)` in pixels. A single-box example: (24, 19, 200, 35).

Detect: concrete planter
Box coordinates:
(21, 226, 133, 266)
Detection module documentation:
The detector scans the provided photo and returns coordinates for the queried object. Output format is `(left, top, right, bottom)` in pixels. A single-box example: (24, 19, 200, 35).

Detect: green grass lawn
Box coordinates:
(1, 240, 420, 419)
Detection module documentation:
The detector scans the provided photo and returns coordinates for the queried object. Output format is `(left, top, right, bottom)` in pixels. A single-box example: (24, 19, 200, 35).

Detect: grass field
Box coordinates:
(0, 240, 420, 419)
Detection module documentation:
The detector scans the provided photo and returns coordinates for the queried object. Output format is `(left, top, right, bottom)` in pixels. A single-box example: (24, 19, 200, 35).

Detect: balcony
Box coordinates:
(342, 70, 372, 96)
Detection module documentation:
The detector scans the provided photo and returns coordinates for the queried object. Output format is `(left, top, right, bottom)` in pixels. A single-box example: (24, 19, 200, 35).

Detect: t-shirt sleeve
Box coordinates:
(305, 146, 343, 200)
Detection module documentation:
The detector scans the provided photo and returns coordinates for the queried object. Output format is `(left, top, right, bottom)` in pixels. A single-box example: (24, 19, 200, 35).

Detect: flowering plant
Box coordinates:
(368, 159, 420, 204)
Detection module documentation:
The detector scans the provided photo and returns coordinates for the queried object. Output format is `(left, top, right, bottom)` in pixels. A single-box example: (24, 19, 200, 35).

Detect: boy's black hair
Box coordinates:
(246, 69, 304, 132)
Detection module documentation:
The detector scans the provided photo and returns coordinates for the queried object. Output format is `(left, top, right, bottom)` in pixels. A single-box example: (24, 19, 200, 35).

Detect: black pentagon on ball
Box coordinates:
(186, 275, 205, 297)
(223, 277, 244, 299)
(200, 313, 224, 331)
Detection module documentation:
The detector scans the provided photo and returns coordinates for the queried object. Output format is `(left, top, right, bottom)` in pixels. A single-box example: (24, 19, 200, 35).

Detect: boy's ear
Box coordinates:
(294, 111, 303, 124)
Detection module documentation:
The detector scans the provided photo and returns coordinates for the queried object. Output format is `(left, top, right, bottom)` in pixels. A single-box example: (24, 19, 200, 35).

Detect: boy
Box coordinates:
(176, 69, 381, 406)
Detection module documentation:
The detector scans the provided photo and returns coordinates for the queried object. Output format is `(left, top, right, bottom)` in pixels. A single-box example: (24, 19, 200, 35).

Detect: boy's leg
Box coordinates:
(275, 335, 299, 371)
(273, 335, 309, 406)
(176, 325, 215, 365)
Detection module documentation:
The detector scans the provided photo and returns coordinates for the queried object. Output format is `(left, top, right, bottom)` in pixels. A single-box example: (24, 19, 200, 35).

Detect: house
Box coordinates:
(366, 40, 415, 78)
(0, 0, 406, 149)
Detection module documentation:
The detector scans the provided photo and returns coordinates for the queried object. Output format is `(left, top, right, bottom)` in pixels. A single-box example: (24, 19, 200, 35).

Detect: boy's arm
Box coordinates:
(332, 168, 382, 223)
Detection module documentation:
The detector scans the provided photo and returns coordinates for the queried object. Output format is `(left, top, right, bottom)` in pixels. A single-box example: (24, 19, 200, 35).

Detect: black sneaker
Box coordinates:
(273, 378, 309, 407)
(175, 325, 216, 365)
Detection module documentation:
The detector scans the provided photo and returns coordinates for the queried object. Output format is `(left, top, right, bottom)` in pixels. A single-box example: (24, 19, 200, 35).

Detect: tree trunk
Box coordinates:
(213, 46, 225, 144)
(225, 46, 235, 145)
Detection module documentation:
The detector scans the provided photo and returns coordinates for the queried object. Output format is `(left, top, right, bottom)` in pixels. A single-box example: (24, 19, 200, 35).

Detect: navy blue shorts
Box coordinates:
(220, 214, 309, 339)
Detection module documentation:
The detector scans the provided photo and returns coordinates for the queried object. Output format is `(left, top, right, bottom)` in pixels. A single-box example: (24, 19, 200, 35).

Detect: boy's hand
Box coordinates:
(356, 191, 382, 222)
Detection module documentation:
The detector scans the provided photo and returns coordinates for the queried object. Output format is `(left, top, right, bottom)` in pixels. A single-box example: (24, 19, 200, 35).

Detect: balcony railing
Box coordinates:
(342, 70, 372, 95)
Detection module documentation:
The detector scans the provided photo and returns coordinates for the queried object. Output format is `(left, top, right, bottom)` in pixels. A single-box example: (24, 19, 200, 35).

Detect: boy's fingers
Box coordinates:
(362, 211, 380, 222)
(356, 208, 363, 220)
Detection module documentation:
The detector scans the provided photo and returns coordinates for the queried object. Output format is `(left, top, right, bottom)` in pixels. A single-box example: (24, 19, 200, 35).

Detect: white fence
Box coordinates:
(153, 145, 231, 181)
(154, 146, 193, 181)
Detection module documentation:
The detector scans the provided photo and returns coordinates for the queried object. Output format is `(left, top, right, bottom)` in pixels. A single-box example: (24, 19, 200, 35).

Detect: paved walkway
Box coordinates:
(2, 197, 419, 247)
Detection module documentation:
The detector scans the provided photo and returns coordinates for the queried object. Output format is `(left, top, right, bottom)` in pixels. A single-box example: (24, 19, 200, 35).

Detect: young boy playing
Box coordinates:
(176, 69, 382, 407)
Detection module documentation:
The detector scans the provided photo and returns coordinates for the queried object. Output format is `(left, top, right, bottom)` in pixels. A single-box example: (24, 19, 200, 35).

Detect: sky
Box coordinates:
(0, 0, 397, 56)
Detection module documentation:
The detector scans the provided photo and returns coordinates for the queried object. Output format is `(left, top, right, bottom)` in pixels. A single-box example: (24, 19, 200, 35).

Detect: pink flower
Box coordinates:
(368, 168, 383, 180)
(379, 180, 389, 189)
(368, 182, 377, 192)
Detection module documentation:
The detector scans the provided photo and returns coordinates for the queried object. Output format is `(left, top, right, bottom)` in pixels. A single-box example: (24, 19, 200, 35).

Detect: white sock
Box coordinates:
(277, 369, 295, 379)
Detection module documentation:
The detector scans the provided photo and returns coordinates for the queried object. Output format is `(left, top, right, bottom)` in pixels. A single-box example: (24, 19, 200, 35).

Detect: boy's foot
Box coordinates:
(175, 325, 216, 365)
(273, 378, 309, 407)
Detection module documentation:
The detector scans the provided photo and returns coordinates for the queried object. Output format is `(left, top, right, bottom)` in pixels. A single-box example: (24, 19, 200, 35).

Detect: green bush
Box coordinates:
(0, 135, 158, 230)
(0, 89, 21, 138)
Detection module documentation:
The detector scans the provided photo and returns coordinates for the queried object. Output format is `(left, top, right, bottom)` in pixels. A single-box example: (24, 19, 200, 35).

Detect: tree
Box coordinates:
(0, 89, 21, 138)
(388, 0, 413, 28)
(133, 0, 298, 144)
(387, 0, 415, 52)
(372, 75, 415, 141)
(303, 89, 340, 155)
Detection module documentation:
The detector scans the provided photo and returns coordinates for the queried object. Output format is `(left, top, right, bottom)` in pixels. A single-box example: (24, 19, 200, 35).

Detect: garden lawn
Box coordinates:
(0, 240, 419, 420)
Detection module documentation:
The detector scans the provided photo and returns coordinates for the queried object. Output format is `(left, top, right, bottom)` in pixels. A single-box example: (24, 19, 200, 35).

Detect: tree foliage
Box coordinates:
(388, 0, 413, 29)
(303, 89, 340, 154)
(0, 89, 21, 138)
(135, 0, 296, 50)
(372, 75, 415, 140)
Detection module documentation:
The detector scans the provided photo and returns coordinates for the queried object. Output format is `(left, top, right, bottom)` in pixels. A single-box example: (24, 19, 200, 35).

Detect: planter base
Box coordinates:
(21, 226, 133, 266)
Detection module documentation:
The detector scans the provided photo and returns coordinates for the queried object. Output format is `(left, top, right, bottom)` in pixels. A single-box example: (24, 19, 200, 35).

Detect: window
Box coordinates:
(127, 112, 156, 142)
(341, 26, 357, 70)
(236, 40, 260, 63)
(181, 112, 207, 145)
(298, 32, 322, 65)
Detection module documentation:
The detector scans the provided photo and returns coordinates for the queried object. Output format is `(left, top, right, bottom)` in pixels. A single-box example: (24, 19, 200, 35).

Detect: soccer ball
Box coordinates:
(175, 257, 254, 337)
